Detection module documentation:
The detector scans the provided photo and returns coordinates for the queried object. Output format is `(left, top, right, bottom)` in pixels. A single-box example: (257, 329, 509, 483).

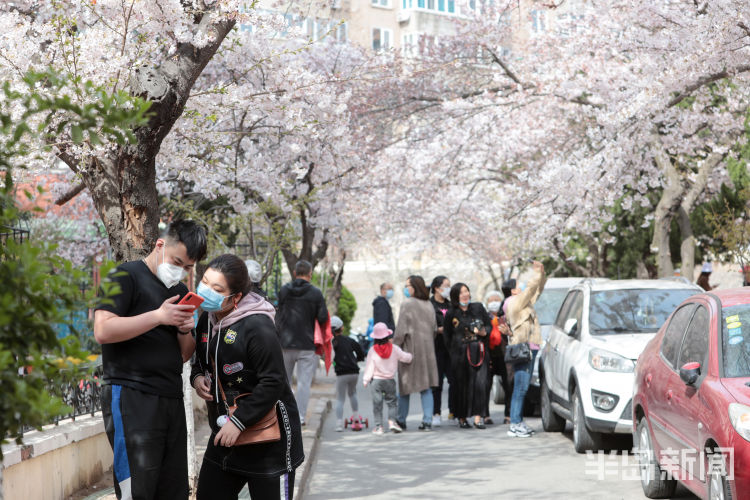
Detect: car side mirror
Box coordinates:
(679, 362, 701, 386)
(564, 318, 578, 336)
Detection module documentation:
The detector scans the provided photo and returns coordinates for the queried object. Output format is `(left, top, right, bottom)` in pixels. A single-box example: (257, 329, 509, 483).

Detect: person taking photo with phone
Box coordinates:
(94, 220, 207, 500)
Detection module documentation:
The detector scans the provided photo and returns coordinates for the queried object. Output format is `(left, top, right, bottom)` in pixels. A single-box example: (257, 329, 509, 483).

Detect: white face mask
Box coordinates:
(440, 288, 450, 299)
(487, 301, 501, 313)
(156, 246, 187, 288)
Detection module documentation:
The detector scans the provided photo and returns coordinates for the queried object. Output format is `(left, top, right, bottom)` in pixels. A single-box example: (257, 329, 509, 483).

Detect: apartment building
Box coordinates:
(247, 0, 588, 53)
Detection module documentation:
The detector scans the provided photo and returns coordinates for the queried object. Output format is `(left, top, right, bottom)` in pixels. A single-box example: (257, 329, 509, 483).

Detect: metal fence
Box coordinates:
(14, 360, 103, 439)
(0, 225, 30, 245)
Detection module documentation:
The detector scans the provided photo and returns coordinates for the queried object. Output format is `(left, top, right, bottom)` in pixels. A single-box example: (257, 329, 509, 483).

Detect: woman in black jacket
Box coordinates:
(443, 282, 493, 429)
(191, 254, 303, 500)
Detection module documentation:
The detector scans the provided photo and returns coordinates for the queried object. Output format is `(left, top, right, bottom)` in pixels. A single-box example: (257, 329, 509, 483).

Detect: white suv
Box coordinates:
(539, 278, 701, 453)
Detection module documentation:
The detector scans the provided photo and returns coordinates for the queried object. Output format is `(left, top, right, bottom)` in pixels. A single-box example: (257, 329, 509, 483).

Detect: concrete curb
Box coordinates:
(296, 397, 332, 500)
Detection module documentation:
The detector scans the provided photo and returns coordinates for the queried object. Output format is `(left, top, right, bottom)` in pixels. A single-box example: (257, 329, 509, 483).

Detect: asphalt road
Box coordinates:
(305, 373, 698, 500)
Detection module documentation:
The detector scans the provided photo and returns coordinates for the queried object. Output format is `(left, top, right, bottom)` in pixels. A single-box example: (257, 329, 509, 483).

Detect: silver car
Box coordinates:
(493, 277, 583, 412)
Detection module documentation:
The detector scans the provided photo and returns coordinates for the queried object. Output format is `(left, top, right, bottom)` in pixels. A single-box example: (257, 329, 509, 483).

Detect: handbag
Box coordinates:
(217, 376, 281, 445)
(504, 341, 531, 365)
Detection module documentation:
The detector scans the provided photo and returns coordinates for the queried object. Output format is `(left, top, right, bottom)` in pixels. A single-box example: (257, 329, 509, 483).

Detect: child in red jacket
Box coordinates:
(363, 323, 413, 435)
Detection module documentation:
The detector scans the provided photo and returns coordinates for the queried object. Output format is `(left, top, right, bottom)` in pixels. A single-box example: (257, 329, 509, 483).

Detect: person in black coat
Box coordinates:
(429, 275, 454, 426)
(275, 260, 329, 425)
(443, 282, 493, 429)
(372, 282, 396, 331)
(191, 254, 303, 500)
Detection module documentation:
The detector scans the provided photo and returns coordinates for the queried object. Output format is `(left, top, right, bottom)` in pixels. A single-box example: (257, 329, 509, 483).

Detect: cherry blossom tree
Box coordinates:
(362, 0, 750, 274)
(0, 0, 240, 260)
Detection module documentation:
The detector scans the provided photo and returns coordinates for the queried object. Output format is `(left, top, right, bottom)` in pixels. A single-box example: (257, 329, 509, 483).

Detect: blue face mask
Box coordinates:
(403, 287, 411, 299)
(197, 282, 232, 312)
(460, 301, 470, 307)
(386, 289, 394, 300)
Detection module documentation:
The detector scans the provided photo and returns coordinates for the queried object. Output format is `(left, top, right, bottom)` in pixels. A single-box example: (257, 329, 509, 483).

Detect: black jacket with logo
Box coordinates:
(275, 278, 328, 350)
(191, 311, 304, 478)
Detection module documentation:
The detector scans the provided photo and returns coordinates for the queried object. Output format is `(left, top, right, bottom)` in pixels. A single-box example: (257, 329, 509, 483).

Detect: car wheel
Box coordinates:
(492, 375, 504, 405)
(707, 449, 733, 500)
(571, 388, 602, 453)
(541, 378, 565, 432)
(635, 417, 676, 498)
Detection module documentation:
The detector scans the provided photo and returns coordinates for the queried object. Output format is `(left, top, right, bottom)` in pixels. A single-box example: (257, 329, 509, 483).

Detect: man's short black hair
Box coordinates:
(294, 260, 312, 277)
(163, 220, 207, 262)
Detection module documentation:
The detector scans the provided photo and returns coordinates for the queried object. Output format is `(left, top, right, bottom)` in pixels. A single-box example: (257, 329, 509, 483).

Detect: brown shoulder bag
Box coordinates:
(217, 377, 281, 445)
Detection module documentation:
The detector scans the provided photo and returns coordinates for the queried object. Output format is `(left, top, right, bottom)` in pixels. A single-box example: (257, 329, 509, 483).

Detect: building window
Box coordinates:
(557, 12, 584, 37)
(403, 0, 454, 13)
(372, 27, 392, 50)
(372, 0, 390, 7)
(530, 9, 546, 33)
(337, 22, 348, 42)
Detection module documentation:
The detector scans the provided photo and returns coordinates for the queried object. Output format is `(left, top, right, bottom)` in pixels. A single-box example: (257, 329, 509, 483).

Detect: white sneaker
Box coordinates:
(432, 415, 442, 427)
(519, 422, 535, 434)
(507, 423, 532, 438)
(388, 420, 403, 433)
(335, 420, 344, 432)
(373, 425, 384, 435)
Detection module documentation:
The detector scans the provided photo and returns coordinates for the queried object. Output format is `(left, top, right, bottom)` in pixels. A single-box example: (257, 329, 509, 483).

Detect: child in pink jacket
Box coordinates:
(363, 322, 413, 435)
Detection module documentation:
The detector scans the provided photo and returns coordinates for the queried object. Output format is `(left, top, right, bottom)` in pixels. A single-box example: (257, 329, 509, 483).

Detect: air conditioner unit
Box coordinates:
(397, 10, 410, 23)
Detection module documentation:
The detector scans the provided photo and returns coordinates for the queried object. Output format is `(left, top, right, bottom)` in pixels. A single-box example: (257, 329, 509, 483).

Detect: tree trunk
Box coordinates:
(84, 154, 161, 261)
(57, 12, 236, 261)
(677, 150, 727, 280)
(325, 251, 346, 316)
(650, 144, 684, 278)
(677, 206, 696, 281)
(281, 213, 329, 277)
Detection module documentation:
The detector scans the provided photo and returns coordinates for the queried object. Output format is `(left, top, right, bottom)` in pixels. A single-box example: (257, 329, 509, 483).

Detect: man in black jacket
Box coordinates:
(276, 260, 329, 425)
(372, 282, 395, 331)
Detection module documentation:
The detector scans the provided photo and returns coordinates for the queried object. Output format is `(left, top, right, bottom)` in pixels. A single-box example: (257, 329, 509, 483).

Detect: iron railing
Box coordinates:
(13, 359, 103, 438)
(0, 225, 30, 245)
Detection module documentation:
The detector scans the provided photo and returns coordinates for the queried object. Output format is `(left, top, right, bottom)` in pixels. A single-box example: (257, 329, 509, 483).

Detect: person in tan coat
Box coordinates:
(394, 275, 438, 431)
(506, 261, 546, 438)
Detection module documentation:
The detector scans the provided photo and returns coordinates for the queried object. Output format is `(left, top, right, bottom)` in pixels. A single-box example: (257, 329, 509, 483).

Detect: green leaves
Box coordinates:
(0, 69, 151, 167)
(0, 68, 147, 455)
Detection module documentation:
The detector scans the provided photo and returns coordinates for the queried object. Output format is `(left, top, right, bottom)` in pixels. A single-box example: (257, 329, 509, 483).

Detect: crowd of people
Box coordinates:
(353, 261, 547, 438)
(92, 217, 548, 500)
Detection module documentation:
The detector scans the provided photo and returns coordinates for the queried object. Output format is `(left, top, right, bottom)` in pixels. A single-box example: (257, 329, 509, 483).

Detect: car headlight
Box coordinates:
(729, 403, 750, 442)
(588, 348, 635, 373)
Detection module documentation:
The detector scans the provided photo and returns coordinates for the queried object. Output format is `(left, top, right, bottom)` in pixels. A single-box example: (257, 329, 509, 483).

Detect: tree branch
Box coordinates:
(667, 64, 750, 107)
(54, 182, 86, 206)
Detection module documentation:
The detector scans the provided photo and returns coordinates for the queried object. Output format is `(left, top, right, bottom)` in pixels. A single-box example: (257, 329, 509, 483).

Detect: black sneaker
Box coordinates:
(396, 419, 407, 431)
(418, 422, 432, 431)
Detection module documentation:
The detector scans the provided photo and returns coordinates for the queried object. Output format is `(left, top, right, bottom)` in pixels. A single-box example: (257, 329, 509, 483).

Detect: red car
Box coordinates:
(633, 288, 750, 500)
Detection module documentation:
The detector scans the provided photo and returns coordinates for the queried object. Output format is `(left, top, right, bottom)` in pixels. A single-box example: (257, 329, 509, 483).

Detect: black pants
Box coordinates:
(102, 384, 188, 500)
(197, 459, 296, 500)
(432, 339, 455, 416)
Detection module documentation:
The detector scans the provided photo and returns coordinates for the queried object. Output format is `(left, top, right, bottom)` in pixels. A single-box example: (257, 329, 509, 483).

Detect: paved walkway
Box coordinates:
(305, 372, 698, 500)
(76, 366, 335, 500)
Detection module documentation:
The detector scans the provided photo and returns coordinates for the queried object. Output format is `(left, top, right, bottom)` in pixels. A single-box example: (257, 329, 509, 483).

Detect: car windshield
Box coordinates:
(722, 305, 750, 378)
(589, 289, 698, 334)
(535, 288, 569, 325)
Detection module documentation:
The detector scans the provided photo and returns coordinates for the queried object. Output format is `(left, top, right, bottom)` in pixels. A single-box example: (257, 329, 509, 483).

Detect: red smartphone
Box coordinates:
(178, 292, 204, 310)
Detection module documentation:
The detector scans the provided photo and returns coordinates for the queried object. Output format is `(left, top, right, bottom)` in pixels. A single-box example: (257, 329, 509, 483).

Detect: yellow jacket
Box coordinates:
(508, 268, 547, 346)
